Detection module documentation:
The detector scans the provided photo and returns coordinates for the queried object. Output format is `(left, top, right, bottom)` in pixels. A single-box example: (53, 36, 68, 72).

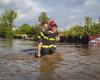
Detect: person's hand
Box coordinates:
(56, 36, 60, 41)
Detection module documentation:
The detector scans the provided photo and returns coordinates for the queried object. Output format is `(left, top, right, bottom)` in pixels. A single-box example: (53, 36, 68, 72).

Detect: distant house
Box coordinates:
(12, 26, 19, 31)
(13, 26, 28, 39)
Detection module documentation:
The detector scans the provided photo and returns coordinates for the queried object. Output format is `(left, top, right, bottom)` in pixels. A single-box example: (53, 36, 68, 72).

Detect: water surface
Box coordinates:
(0, 39, 100, 80)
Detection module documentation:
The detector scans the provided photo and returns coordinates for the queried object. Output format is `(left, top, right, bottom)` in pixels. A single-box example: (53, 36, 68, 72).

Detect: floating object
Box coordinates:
(89, 37, 100, 46)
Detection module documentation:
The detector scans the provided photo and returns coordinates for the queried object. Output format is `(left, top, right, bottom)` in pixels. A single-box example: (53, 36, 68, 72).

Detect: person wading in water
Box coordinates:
(36, 19, 60, 57)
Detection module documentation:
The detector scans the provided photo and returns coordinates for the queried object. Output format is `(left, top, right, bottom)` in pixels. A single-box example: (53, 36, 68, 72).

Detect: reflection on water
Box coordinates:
(0, 39, 35, 54)
(37, 54, 63, 80)
(0, 39, 100, 80)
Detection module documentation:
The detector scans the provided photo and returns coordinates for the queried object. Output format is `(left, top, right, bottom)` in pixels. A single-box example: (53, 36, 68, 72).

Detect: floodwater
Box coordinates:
(0, 39, 100, 80)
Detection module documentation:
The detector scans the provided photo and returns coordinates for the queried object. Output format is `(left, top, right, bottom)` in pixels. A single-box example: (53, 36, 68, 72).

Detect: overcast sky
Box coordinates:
(0, 0, 100, 30)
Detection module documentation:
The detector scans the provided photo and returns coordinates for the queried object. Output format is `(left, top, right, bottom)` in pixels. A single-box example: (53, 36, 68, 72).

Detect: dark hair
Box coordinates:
(41, 21, 48, 26)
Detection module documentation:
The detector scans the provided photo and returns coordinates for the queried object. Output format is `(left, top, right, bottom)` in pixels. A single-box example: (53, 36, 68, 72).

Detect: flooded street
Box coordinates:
(0, 39, 100, 80)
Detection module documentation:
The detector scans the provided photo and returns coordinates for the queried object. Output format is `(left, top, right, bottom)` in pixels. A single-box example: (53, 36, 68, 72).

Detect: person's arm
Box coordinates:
(56, 35, 60, 41)
(36, 32, 43, 57)
(55, 32, 60, 41)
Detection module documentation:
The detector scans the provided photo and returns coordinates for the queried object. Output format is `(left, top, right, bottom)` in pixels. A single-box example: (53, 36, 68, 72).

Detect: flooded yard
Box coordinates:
(0, 39, 100, 80)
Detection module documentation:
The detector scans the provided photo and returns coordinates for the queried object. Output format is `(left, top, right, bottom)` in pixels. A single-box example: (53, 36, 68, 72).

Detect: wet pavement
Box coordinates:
(0, 39, 100, 80)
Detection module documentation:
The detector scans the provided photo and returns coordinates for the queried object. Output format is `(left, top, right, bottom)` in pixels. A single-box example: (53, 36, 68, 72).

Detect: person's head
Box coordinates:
(49, 20, 57, 27)
(50, 26, 57, 33)
(49, 19, 58, 33)
(41, 22, 49, 32)
(43, 23, 48, 29)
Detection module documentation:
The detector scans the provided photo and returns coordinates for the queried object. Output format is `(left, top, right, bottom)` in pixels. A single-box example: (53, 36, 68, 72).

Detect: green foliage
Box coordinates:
(63, 31, 69, 36)
(64, 25, 83, 37)
(83, 16, 100, 35)
(0, 26, 14, 38)
(0, 9, 17, 27)
(38, 12, 49, 25)
(64, 16, 100, 37)
(94, 23, 100, 34)
(20, 24, 33, 34)
(14, 24, 34, 37)
(0, 9, 17, 38)
(33, 24, 42, 40)
(83, 16, 94, 35)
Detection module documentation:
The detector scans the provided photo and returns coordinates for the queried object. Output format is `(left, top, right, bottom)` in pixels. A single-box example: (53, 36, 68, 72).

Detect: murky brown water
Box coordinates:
(0, 39, 100, 80)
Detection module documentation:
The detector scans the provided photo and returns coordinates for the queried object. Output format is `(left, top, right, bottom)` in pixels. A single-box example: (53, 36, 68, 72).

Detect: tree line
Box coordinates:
(0, 9, 49, 39)
(0, 9, 100, 42)
(60, 16, 100, 43)
(63, 16, 100, 36)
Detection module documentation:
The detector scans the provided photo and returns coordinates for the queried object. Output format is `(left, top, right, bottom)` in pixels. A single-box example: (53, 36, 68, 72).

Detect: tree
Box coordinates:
(0, 9, 17, 38)
(32, 24, 42, 40)
(14, 24, 34, 37)
(93, 21, 100, 34)
(83, 16, 94, 35)
(38, 12, 49, 25)
(68, 25, 83, 36)
(0, 9, 17, 28)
